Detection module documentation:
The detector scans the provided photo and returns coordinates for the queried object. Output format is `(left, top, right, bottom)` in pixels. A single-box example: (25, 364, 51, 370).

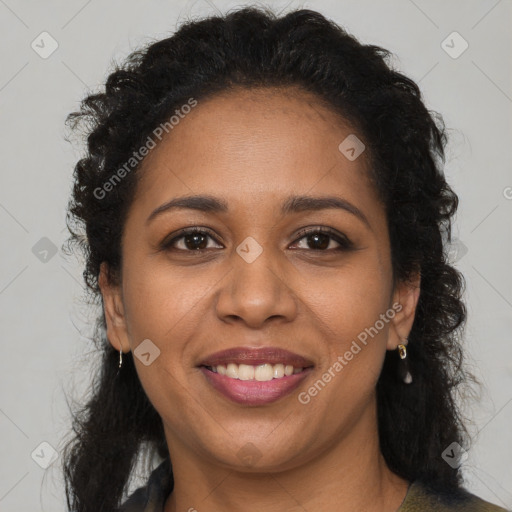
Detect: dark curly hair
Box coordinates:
(61, 6, 472, 512)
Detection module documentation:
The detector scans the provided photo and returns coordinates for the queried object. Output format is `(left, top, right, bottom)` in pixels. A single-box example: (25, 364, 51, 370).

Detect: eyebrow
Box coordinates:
(146, 194, 371, 228)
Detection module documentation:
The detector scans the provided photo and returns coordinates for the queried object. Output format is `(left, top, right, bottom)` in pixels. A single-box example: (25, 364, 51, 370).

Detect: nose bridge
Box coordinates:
(215, 234, 297, 327)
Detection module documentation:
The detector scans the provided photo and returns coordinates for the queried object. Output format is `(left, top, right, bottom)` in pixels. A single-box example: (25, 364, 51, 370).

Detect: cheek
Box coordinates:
(301, 257, 392, 389)
(119, 258, 211, 420)
(303, 256, 392, 336)
(121, 255, 213, 343)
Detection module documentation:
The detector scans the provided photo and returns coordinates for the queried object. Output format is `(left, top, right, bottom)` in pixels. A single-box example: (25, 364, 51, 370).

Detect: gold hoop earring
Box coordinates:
(397, 339, 412, 384)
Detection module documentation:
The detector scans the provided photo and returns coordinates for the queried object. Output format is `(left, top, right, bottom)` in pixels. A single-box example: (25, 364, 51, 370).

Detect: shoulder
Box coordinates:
(399, 480, 510, 512)
(118, 459, 173, 512)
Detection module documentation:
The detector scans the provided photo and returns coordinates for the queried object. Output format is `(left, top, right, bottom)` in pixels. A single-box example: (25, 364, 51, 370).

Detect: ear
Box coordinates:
(386, 271, 421, 351)
(98, 262, 130, 354)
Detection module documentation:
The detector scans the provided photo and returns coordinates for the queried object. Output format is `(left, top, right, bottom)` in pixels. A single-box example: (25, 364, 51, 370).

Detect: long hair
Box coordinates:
(62, 7, 471, 511)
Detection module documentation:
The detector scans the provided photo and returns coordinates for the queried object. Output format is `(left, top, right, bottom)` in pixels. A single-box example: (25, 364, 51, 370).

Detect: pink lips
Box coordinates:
(198, 346, 314, 406)
(199, 366, 313, 405)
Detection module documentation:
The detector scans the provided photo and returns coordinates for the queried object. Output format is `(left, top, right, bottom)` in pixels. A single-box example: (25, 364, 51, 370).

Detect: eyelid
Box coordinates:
(160, 225, 353, 252)
(160, 226, 222, 250)
(291, 226, 353, 250)
(294, 226, 350, 242)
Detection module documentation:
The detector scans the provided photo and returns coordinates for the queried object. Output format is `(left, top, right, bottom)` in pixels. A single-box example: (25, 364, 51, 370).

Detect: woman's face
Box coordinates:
(100, 87, 419, 472)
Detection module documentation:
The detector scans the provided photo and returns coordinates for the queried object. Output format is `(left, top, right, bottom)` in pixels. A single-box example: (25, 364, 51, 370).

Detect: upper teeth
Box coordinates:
(208, 363, 303, 381)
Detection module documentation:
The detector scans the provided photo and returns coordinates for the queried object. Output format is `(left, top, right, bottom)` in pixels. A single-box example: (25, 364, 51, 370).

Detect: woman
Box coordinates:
(61, 6, 508, 512)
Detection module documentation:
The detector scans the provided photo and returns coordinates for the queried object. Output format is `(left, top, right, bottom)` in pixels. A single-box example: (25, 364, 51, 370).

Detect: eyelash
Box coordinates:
(160, 226, 354, 253)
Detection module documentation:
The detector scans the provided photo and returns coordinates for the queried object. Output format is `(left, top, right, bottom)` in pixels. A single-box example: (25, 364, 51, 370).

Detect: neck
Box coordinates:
(163, 399, 409, 512)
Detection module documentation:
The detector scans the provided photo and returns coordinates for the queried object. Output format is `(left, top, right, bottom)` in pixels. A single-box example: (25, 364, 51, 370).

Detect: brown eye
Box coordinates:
(179, 232, 210, 250)
(161, 228, 222, 252)
(291, 227, 353, 252)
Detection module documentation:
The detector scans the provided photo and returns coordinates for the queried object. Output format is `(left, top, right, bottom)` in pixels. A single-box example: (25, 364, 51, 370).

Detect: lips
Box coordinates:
(198, 346, 315, 368)
(197, 346, 314, 406)
(200, 366, 313, 405)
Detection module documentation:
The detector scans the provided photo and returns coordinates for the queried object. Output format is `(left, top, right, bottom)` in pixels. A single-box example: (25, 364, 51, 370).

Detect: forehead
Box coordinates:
(131, 86, 381, 219)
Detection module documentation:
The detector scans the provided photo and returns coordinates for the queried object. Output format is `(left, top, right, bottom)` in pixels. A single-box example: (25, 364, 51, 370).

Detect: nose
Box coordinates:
(214, 244, 298, 329)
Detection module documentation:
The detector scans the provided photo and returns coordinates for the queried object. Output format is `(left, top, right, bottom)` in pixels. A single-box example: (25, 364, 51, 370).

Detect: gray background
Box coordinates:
(0, 0, 511, 510)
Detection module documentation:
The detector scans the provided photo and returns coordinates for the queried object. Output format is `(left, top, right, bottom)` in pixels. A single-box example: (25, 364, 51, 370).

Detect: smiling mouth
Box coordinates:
(202, 362, 308, 381)
(197, 346, 315, 404)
